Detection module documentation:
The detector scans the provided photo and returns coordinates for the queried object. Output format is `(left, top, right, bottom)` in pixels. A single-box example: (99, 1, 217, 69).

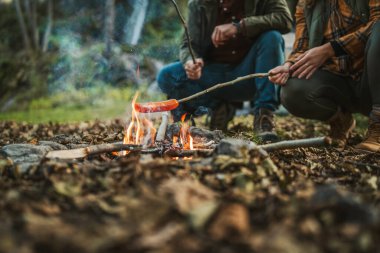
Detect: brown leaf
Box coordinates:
(208, 203, 250, 241)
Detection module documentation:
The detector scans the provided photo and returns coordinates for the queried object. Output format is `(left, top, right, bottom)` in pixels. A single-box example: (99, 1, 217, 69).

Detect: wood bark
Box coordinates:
(46, 144, 142, 159)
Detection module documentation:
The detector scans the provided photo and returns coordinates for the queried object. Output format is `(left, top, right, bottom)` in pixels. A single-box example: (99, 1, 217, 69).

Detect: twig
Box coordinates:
(179, 73, 270, 103)
(156, 112, 169, 142)
(164, 149, 214, 158)
(259, 137, 331, 152)
(46, 144, 142, 159)
(169, 0, 196, 64)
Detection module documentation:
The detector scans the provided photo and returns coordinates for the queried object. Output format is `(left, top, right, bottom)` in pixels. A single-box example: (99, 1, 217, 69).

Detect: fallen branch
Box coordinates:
(156, 112, 169, 142)
(46, 144, 142, 159)
(259, 137, 331, 152)
(164, 149, 214, 158)
(169, 0, 196, 63)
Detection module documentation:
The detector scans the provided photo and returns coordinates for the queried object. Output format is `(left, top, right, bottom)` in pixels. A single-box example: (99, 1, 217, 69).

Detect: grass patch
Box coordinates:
(0, 86, 165, 123)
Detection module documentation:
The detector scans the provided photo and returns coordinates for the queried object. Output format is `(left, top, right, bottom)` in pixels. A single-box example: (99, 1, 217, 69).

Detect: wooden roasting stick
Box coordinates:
(45, 144, 142, 159)
(169, 0, 196, 64)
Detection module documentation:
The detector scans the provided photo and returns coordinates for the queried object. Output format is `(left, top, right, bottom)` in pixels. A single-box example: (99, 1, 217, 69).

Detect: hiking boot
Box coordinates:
(253, 108, 278, 143)
(355, 109, 380, 153)
(328, 109, 356, 149)
(209, 103, 236, 131)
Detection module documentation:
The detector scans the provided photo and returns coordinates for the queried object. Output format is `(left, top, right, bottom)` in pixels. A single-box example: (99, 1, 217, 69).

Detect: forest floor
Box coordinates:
(0, 114, 379, 253)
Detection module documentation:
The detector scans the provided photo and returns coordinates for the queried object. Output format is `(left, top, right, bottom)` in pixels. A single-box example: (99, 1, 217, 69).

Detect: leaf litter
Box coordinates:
(0, 116, 379, 253)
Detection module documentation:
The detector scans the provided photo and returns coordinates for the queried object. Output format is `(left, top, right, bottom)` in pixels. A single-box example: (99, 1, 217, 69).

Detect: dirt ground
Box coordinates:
(0, 115, 379, 253)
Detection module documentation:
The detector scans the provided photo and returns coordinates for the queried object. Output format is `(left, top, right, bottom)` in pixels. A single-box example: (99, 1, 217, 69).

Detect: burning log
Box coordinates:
(45, 143, 142, 159)
(156, 112, 169, 143)
(164, 149, 214, 158)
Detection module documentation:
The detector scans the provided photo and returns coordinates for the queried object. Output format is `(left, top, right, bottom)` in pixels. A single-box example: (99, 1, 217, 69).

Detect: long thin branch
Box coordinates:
(259, 137, 331, 152)
(178, 73, 270, 103)
(46, 144, 142, 159)
(169, 0, 196, 64)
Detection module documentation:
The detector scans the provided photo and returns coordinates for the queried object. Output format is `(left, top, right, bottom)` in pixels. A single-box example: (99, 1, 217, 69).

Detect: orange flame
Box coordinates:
(173, 113, 194, 152)
(122, 92, 156, 155)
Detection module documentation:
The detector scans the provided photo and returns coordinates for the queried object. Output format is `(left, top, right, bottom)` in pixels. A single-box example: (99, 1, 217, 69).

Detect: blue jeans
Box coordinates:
(157, 31, 285, 121)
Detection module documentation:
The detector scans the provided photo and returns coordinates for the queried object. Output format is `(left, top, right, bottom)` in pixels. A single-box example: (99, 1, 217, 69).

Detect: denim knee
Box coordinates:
(257, 30, 284, 48)
(156, 63, 184, 94)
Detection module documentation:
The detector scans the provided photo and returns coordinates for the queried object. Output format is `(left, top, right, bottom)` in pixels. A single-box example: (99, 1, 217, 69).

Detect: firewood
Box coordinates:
(156, 112, 169, 142)
(45, 144, 142, 159)
(164, 149, 214, 158)
(259, 137, 331, 152)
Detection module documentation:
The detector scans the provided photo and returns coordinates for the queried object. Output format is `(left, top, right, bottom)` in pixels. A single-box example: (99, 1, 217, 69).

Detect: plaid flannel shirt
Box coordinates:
(288, 0, 380, 80)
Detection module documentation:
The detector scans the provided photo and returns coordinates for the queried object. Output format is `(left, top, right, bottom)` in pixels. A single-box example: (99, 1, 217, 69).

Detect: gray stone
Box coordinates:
(0, 144, 54, 173)
(38, 141, 68, 150)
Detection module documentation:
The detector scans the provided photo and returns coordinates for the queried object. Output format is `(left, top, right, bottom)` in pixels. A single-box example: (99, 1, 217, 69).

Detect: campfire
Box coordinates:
(117, 92, 216, 159)
(41, 92, 330, 161)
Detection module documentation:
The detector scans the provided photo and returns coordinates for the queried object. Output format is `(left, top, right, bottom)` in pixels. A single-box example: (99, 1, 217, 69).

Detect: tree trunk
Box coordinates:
(14, 0, 32, 52)
(104, 0, 115, 58)
(31, 0, 40, 50)
(124, 0, 148, 45)
(42, 0, 53, 52)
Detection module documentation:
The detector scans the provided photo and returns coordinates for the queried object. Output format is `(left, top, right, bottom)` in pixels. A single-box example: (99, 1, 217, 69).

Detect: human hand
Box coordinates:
(290, 43, 335, 79)
(269, 62, 292, 86)
(211, 23, 238, 48)
(184, 58, 204, 80)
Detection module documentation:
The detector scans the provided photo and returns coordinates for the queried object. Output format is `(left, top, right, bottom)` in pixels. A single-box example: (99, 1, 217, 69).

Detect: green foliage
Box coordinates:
(0, 50, 57, 111)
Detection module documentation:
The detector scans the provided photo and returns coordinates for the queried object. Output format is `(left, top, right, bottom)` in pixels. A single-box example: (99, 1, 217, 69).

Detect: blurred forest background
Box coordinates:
(0, 0, 296, 123)
(0, 0, 190, 122)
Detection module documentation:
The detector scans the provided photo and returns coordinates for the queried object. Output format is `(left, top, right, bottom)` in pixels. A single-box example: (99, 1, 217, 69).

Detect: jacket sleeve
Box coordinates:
(287, 0, 310, 63)
(335, 0, 380, 58)
(179, 0, 202, 65)
(242, 0, 293, 38)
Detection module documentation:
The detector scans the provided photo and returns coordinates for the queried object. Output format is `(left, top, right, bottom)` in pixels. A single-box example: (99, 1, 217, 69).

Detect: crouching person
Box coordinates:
(157, 0, 292, 141)
(270, 0, 380, 152)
